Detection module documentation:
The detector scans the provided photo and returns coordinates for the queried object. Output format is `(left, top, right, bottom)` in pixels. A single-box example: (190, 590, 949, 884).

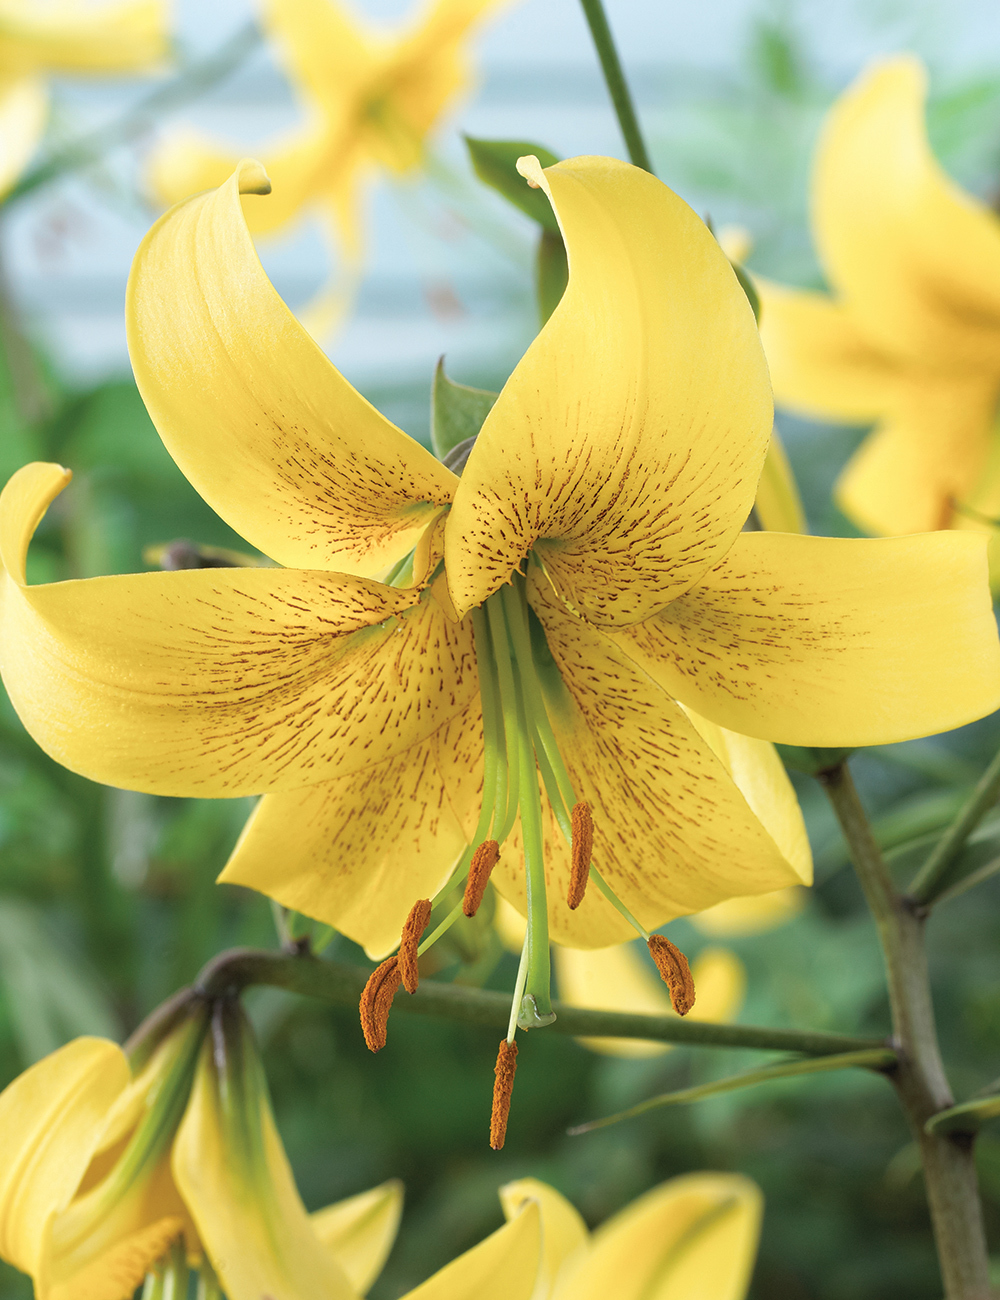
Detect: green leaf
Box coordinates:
(464, 136, 561, 232)
(925, 1093, 1000, 1137)
(568, 1048, 896, 1134)
(536, 229, 568, 326)
(430, 358, 499, 461)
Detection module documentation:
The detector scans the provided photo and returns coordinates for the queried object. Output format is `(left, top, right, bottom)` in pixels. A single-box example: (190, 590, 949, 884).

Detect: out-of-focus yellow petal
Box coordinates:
(814, 56, 1000, 368)
(616, 530, 1000, 747)
(173, 1037, 357, 1300)
(0, 464, 476, 799)
(127, 160, 456, 576)
(552, 944, 745, 1058)
(551, 1173, 762, 1300)
(0, 1038, 128, 1280)
(498, 1179, 587, 1299)
(492, 575, 806, 948)
(310, 1180, 403, 1295)
(757, 279, 896, 423)
(692, 888, 804, 937)
(220, 694, 482, 959)
(754, 428, 806, 534)
(401, 1198, 541, 1300)
(0, 75, 46, 197)
(0, 1, 167, 76)
(262, 0, 377, 113)
(447, 155, 771, 627)
(835, 376, 998, 536)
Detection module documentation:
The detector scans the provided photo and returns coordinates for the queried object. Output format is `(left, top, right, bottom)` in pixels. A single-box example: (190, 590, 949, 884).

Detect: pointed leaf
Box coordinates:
(431, 359, 498, 460)
(536, 229, 568, 326)
(925, 1093, 1000, 1137)
(464, 136, 561, 231)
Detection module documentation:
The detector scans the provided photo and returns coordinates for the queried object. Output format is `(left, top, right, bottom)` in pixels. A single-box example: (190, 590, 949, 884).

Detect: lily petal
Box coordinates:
(401, 1198, 541, 1300)
(0, 1038, 128, 1280)
(0, 463, 476, 798)
(552, 944, 745, 1058)
(127, 159, 456, 575)
(814, 56, 1000, 368)
(692, 888, 804, 937)
(0, 1, 167, 75)
(262, 0, 377, 114)
(835, 376, 999, 536)
(219, 694, 482, 958)
(551, 1173, 762, 1300)
(498, 1179, 587, 1299)
(310, 1180, 403, 1295)
(0, 75, 46, 198)
(614, 530, 1000, 746)
(756, 278, 895, 423)
(447, 155, 771, 627)
(173, 1036, 357, 1300)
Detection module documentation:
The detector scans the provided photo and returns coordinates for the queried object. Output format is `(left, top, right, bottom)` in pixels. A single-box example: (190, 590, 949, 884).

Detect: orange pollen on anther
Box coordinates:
(359, 956, 402, 1051)
(567, 801, 594, 909)
(399, 898, 432, 994)
(647, 935, 696, 1016)
(490, 1038, 519, 1150)
(463, 840, 500, 917)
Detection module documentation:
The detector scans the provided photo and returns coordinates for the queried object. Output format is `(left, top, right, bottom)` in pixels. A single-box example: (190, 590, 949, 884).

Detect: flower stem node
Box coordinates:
(399, 898, 432, 994)
(359, 957, 402, 1051)
(568, 800, 594, 909)
(516, 994, 558, 1031)
(463, 840, 500, 917)
(490, 1039, 519, 1150)
(647, 935, 697, 1016)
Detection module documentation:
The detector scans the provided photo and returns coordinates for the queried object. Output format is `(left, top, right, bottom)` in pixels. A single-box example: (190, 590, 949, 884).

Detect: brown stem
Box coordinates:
(820, 761, 990, 1299)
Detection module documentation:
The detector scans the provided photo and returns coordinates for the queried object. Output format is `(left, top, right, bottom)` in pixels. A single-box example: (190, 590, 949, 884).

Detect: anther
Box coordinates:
(490, 1038, 519, 1150)
(567, 801, 594, 909)
(464, 840, 500, 917)
(647, 935, 696, 1016)
(399, 898, 432, 994)
(359, 957, 402, 1051)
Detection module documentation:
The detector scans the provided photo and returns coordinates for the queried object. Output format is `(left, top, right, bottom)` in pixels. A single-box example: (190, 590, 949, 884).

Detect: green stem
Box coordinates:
(3, 22, 262, 208)
(485, 595, 521, 841)
(908, 743, 1000, 906)
(819, 761, 990, 1300)
(194, 947, 886, 1056)
(577, 0, 654, 172)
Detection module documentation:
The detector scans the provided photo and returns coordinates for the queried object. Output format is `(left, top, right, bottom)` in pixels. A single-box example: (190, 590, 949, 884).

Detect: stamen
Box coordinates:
(360, 957, 402, 1051)
(399, 899, 432, 994)
(463, 840, 500, 917)
(568, 801, 594, 909)
(647, 935, 696, 1016)
(490, 1038, 519, 1150)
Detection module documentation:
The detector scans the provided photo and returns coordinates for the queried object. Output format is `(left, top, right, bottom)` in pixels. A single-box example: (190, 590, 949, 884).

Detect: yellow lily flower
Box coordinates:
(149, 0, 506, 268)
(2, 152, 999, 1053)
(500, 1172, 762, 1300)
(757, 56, 1000, 559)
(0, 0, 168, 197)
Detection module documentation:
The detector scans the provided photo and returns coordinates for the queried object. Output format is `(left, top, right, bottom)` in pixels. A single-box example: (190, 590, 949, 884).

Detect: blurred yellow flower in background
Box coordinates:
(0, 0, 168, 197)
(758, 56, 1000, 575)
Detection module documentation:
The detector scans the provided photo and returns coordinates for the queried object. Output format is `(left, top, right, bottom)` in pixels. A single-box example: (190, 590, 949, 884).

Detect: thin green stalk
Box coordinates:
(470, 606, 503, 844)
(507, 932, 530, 1042)
(485, 596, 521, 841)
(578, 0, 654, 172)
(820, 761, 990, 1300)
(194, 947, 887, 1056)
(908, 743, 1000, 905)
(4, 23, 261, 208)
(417, 898, 465, 956)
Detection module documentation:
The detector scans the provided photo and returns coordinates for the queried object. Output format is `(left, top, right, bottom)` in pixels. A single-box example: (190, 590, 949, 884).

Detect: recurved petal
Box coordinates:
(551, 1174, 762, 1300)
(814, 56, 1000, 368)
(614, 529, 1000, 747)
(447, 155, 771, 627)
(498, 1179, 587, 1300)
(219, 693, 482, 958)
(756, 278, 896, 423)
(401, 1198, 541, 1300)
(0, 1, 167, 75)
(0, 1038, 128, 1279)
(552, 943, 745, 1058)
(262, 0, 377, 112)
(127, 159, 456, 575)
(0, 464, 476, 798)
(173, 1037, 357, 1300)
(834, 375, 999, 536)
(505, 575, 806, 944)
(310, 1181, 403, 1295)
(0, 75, 46, 198)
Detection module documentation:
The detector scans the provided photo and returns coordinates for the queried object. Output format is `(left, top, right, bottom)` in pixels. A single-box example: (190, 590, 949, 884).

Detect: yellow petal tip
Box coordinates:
(516, 154, 547, 192)
(236, 159, 272, 197)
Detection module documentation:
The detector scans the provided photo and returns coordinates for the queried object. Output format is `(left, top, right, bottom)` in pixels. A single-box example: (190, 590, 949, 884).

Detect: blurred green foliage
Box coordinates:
(2, 11, 1000, 1300)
